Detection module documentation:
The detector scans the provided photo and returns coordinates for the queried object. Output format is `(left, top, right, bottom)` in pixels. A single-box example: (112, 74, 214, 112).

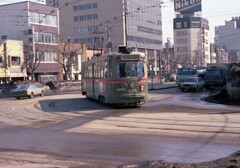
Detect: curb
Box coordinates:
(148, 85, 178, 90)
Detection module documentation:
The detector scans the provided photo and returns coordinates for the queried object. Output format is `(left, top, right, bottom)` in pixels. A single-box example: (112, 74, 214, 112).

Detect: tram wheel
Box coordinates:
(99, 96, 105, 103)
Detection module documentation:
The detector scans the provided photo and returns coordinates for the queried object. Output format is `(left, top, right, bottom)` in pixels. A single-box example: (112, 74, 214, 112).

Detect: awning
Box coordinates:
(10, 72, 28, 78)
(0, 67, 10, 78)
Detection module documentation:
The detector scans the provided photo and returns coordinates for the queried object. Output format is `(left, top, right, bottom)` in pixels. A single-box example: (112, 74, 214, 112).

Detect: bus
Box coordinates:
(176, 67, 206, 87)
(81, 51, 148, 106)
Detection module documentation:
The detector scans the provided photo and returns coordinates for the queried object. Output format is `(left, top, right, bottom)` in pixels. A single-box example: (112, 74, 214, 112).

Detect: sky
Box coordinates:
(162, 0, 240, 43)
(1, 0, 240, 44)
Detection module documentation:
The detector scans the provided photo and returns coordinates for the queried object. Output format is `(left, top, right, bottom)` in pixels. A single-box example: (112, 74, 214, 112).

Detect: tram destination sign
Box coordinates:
(174, 0, 201, 13)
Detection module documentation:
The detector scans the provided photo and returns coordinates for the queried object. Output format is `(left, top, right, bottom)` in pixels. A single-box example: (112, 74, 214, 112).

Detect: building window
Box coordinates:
(73, 5, 78, 11)
(37, 52, 58, 62)
(92, 3, 98, 9)
(138, 26, 162, 35)
(191, 21, 200, 28)
(11, 56, 20, 66)
(176, 38, 187, 44)
(176, 22, 181, 28)
(177, 47, 188, 52)
(74, 16, 78, 22)
(2, 35, 7, 40)
(29, 11, 57, 27)
(93, 14, 98, 19)
(35, 32, 58, 44)
(76, 3, 98, 11)
(127, 35, 162, 45)
(74, 37, 94, 44)
(75, 14, 98, 22)
(184, 22, 187, 28)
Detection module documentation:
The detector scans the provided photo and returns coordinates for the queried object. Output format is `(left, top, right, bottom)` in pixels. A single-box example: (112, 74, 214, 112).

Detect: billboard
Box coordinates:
(174, 0, 202, 13)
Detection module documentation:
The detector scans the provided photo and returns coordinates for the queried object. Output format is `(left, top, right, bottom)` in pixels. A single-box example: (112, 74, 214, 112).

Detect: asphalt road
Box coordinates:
(0, 88, 239, 167)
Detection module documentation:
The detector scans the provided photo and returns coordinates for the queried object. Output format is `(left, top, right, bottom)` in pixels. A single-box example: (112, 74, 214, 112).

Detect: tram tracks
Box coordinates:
(41, 98, 240, 140)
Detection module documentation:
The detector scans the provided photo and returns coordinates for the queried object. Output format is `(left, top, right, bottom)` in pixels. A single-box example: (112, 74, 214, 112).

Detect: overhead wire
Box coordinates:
(2, 0, 240, 48)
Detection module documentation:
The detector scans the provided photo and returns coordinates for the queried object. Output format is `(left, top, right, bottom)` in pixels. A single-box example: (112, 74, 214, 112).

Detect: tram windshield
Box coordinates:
(117, 62, 144, 78)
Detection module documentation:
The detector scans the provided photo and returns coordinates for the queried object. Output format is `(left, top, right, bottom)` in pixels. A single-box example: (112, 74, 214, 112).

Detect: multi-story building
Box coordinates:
(47, 0, 163, 74)
(0, 40, 27, 83)
(173, 13, 210, 67)
(0, 1, 60, 82)
(215, 17, 240, 63)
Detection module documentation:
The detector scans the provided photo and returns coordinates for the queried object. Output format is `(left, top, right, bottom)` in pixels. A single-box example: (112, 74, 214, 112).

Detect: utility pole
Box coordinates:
(106, 26, 112, 53)
(123, 0, 128, 47)
(31, 26, 35, 81)
(159, 50, 162, 84)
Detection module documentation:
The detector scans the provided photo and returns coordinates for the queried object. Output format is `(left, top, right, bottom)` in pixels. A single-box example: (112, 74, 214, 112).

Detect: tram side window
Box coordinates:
(118, 63, 126, 77)
(85, 66, 89, 78)
(104, 61, 108, 78)
(100, 61, 104, 78)
(94, 62, 98, 78)
(88, 65, 92, 78)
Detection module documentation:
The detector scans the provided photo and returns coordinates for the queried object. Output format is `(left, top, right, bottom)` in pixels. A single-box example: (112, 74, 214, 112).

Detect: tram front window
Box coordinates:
(117, 62, 144, 78)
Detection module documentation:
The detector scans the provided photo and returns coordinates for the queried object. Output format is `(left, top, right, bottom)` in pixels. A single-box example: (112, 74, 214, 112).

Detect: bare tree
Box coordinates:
(0, 42, 8, 83)
(22, 41, 43, 81)
(56, 39, 84, 80)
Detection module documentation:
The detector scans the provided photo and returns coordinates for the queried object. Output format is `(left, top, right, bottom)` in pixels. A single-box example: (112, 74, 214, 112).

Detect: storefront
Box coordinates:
(0, 67, 10, 84)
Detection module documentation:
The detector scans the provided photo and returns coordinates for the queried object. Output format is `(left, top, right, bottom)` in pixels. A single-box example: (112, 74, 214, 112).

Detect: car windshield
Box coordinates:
(185, 78, 197, 83)
(206, 70, 221, 75)
(117, 62, 144, 78)
(177, 68, 197, 75)
(15, 85, 30, 91)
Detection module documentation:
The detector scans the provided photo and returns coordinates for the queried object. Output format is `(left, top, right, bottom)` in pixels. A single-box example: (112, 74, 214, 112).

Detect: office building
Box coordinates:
(174, 13, 210, 67)
(215, 17, 240, 63)
(47, 0, 163, 74)
(173, 0, 210, 67)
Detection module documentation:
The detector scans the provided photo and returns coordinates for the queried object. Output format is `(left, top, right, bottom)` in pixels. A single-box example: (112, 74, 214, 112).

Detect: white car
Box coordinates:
(12, 84, 45, 99)
(180, 77, 205, 92)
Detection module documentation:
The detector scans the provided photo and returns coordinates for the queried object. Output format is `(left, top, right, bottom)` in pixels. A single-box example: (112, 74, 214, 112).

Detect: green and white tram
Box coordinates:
(81, 51, 148, 106)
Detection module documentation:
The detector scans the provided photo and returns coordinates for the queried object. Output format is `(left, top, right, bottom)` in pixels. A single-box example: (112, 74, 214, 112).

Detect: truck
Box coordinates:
(204, 63, 231, 89)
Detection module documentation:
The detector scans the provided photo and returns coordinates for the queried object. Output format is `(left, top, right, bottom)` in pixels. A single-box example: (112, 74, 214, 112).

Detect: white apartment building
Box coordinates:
(215, 17, 240, 63)
(0, 1, 60, 82)
(47, 0, 163, 74)
(174, 13, 210, 67)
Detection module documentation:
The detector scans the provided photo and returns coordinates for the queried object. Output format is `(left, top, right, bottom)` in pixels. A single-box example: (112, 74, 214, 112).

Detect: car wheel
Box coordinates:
(40, 91, 44, 97)
(16, 97, 20, 100)
(181, 88, 184, 92)
(29, 92, 34, 99)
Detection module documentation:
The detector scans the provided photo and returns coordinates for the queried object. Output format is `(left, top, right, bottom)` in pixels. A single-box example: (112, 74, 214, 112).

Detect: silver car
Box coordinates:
(12, 84, 44, 99)
(180, 77, 205, 92)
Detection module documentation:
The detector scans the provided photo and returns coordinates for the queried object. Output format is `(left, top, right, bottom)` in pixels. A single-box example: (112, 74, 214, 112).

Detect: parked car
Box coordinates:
(180, 77, 205, 92)
(11, 84, 44, 99)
